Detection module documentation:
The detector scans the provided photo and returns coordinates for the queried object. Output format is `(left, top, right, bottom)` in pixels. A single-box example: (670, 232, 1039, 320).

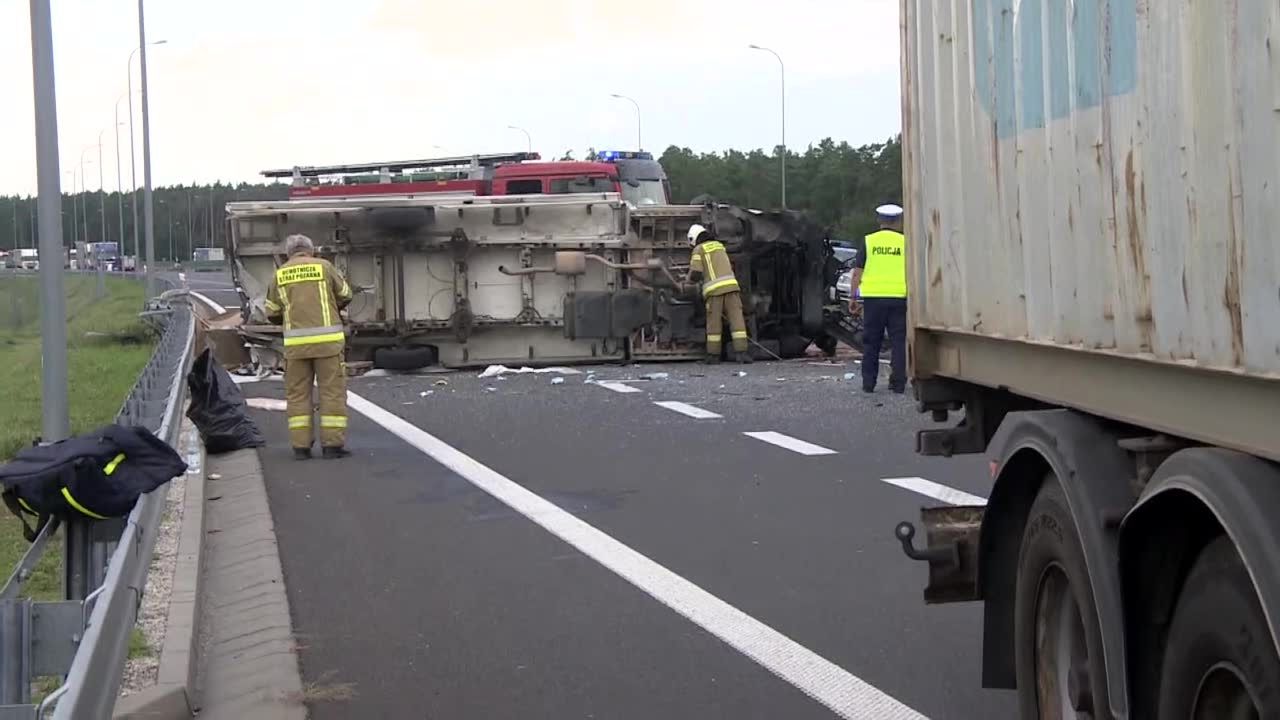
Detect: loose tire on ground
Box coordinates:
(372, 346, 437, 371)
(1157, 535, 1280, 719)
(1014, 477, 1114, 719)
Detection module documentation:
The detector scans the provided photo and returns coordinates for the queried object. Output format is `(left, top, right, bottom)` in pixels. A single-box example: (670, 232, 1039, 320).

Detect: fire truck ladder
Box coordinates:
(261, 152, 539, 184)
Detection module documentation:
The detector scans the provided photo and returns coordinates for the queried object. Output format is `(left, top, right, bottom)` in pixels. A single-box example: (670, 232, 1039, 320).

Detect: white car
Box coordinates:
(831, 245, 858, 302)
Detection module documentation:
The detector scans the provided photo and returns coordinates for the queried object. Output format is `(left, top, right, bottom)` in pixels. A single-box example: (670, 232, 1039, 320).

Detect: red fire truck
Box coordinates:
(262, 150, 671, 206)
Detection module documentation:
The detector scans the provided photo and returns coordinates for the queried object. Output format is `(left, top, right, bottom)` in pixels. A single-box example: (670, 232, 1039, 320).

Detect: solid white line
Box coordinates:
(594, 381, 643, 394)
(652, 401, 722, 420)
(188, 290, 227, 315)
(347, 392, 925, 720)
(743, 431, 838, 456)
(881, 477, 987, 506)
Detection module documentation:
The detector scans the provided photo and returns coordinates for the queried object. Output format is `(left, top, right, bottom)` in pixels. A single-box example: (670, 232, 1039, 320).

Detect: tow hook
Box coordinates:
(895, 521, 959, 567)
(892, 506, 985, 604)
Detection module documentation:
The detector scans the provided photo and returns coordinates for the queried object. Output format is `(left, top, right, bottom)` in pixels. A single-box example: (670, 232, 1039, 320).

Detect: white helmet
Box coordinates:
(687, 224, 709, 245)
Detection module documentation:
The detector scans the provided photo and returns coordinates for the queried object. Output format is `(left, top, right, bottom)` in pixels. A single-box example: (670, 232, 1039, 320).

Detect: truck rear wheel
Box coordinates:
(1015, 478, 1113, 719)
(1157, 536, 1280, 719)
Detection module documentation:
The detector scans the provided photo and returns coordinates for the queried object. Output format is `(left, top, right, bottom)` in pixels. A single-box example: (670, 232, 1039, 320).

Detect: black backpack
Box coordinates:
(0, 424, 188, 541)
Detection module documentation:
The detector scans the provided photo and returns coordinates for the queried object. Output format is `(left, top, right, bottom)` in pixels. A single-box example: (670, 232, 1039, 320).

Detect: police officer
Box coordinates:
(850, 204, 907, 393)
(686, 224, 751, 364)
(264, 234, 355, 459)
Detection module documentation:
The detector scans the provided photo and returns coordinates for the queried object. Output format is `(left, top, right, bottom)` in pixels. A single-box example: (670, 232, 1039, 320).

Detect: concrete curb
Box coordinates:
(113, 421, 207, 720)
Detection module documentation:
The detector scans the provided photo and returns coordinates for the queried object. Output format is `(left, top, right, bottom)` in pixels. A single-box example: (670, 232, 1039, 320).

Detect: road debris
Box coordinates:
(484, 386, 498, 393)
(735, 371, 747, 377)
(478, 364, 583, 379)
(550, 377, 565, 385)
(419, 390, 433, 397)
(641, 372, 670, 380)
(434, 379, 449, 386)
(843, 373, 857, 381)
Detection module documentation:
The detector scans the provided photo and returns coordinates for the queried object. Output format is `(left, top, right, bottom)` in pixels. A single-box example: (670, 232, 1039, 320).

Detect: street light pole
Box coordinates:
(137, 0, 157, 294)
(67, 170, 77, 246)
(97, 129, 107, 247)
(609, 94, 642, 151)
(507, 125, 532, 154)
(28, 0, 69, 451)
(127, 38, 165, 278)
(114, 95, 127, 253)
(78, 149, 94, 243)
(749, 44, 786, 208)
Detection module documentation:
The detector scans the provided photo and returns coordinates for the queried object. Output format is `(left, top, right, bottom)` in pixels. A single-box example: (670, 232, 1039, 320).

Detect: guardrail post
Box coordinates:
(61, 521, 90, 602)
(0, 600, 32, 705)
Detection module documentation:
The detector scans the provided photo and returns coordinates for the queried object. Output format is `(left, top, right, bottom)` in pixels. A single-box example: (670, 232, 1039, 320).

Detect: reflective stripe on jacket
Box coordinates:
(689, 240, 740, 297)
(265, 255, 353, 359)
(860, 230, 907, 298)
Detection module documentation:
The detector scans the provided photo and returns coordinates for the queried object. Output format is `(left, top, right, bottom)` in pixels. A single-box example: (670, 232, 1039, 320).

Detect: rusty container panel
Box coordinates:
(903, 0, 1280, 380)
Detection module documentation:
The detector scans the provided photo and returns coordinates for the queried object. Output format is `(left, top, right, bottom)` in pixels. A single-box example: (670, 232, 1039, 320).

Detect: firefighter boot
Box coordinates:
(293, 447, 312, 461)
(322, 446, 351, 459)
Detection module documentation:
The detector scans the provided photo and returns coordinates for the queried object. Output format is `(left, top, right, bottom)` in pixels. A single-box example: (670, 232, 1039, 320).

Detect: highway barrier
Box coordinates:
(0, 281, 196, 720)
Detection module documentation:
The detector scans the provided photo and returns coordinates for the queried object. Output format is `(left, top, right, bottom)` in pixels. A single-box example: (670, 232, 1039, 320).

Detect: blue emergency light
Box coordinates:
(596, 150, 653, 162)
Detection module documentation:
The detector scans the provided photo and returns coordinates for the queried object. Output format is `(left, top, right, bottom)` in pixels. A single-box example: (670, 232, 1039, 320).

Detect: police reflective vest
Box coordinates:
(689, 240, 740, 297)
(860, 230, 907, 298)
(264, 255, 353, 359)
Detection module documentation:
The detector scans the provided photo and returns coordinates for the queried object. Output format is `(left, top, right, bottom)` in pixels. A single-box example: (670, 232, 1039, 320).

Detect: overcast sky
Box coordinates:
(0, 0, 901, 196)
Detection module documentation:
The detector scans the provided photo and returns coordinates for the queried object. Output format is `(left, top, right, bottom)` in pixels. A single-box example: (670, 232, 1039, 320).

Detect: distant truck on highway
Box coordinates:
(894, 2, 1280, 719)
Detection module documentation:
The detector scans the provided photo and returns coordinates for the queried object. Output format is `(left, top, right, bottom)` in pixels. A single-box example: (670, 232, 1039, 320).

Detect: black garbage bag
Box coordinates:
(186, 348, 266, 454)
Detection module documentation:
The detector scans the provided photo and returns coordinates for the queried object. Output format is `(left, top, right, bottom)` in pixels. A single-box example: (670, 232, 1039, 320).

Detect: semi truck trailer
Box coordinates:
(895, 1, 1280, 718)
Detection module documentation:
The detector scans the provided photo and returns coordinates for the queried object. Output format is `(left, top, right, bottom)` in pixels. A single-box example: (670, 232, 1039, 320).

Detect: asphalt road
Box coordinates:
(161, 269, 241, 309)
(243, 359, 1017, 719)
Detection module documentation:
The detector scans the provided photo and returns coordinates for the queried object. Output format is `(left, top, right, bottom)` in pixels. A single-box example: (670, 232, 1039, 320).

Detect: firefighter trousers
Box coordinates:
(706, 290, 749, 356)
(284, 354, 348, 449)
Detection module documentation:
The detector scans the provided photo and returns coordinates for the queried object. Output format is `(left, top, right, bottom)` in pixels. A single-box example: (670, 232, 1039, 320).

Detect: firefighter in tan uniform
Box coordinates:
(263, 234, 354, 460)
(685, 224, 752, 364)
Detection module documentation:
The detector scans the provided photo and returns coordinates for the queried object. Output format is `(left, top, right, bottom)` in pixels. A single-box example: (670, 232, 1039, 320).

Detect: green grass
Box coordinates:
(0, 275, 155, 601)
(128, 626, 151, 659)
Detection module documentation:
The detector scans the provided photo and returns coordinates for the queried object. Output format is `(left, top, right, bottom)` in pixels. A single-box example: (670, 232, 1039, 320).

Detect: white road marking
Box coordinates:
(881, 477, 987, 506)
(653, 401, 722, 419)
(347, 392, 926, 720)
(188, 290, 227, 315)
(743, 431, 838, 456)
(594, 381, 642, 394)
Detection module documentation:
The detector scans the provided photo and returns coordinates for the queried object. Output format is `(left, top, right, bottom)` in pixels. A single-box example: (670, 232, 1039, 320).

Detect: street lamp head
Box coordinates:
(153, 39, 168, 46)
(610, 93, 623, 99)
(749, 43, 762, 49)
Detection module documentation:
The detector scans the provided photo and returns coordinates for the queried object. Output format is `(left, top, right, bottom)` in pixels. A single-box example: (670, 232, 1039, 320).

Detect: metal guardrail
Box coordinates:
(0, 280, 196, 720)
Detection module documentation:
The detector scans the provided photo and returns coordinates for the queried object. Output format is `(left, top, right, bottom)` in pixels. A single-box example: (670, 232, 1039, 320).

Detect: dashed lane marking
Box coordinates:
(742, 431, 838, 456)
(881, 477, 987, 506)
(652, 401, 722, 419)
(594, 381, 643, 394)
(347, 391, 926, 720)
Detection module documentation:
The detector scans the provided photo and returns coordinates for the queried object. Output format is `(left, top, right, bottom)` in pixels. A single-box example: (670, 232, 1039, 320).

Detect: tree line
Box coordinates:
(658, 136, 902, 240)
(0, 135, 903, 255)
(0, 183, 287, 261)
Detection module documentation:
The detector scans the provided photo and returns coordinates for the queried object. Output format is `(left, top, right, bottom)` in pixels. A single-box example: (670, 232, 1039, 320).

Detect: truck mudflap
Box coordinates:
(894, 505, 983, 604)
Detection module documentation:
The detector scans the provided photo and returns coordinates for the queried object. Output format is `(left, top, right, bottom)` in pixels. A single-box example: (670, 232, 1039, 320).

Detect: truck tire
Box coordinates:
(373, 346, 437, 371)
(1014, 478, 1113, 719)
(778, 334, 811, 359)
(1157, 536, 1280, 719)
